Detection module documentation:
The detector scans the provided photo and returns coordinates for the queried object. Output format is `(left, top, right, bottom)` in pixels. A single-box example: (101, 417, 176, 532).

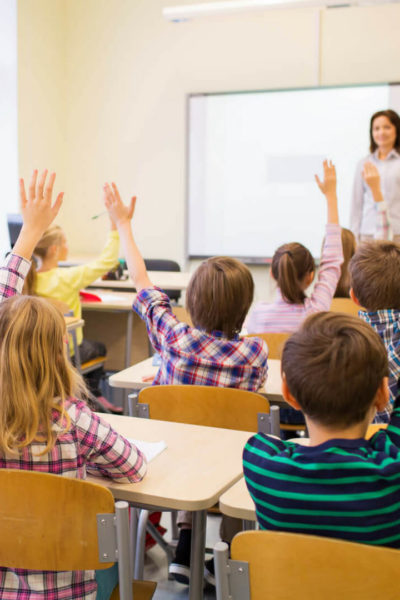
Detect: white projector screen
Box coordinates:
(187, 83, 400, 262)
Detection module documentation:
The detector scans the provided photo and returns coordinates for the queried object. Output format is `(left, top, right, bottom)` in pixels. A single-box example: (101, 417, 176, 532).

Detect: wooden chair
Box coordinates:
(131, 385, 280, 579)
(136, 385, 280, 434)
(214, 530, 400, 600)
(246, 332, 290, 360)
(330, 297, 362, 317)
(0, 469, 156, 600)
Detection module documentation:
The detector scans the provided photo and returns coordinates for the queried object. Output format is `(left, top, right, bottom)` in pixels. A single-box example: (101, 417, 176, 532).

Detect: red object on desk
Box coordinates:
(79, 290, 102, 302)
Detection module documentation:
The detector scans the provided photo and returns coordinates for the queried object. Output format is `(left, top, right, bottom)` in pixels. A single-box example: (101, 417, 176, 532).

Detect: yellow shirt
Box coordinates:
(35, 230, 120, 346)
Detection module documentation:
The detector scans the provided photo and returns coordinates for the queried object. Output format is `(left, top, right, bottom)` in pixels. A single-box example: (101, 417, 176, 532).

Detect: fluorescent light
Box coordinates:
(163, 0, 391, 21)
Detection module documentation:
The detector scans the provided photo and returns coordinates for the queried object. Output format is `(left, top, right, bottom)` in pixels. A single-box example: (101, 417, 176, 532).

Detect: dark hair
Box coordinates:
(334, 228, 357, 298)
(271, 243, 315, 304)
(282, 312, 388, 427)
(349, 240, 400, 310)
(369, 110, 400, 153)
(186, 256, 254, 339)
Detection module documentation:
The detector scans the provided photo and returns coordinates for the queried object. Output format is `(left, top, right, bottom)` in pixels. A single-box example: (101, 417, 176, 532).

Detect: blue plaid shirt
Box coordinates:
(359, 308, 400, 420)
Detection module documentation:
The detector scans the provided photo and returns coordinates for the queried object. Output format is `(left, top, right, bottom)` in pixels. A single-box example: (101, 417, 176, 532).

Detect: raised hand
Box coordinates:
(315, 160, 337, 198)
(13, 169, 64, 259)
(103, 182, 136, 227)
(362, 162, 383, 202)
(20, 169, 64, 235)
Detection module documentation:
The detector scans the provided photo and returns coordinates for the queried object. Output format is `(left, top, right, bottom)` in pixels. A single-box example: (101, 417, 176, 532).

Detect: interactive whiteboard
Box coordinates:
(187, 83, 400, 261)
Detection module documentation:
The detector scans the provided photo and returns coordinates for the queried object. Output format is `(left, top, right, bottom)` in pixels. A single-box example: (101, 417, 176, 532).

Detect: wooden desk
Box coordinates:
(109, 357, 287, 407)
(92, 414, 253, 600)
(64, 316, 85, 332)
(81, 291, 148, 369)
(88, 270, 192, 292)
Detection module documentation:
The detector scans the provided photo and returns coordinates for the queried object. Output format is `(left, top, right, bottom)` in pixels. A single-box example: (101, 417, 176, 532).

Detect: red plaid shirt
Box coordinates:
(0, 400, 146, 599)
(133, 287, 268, 390)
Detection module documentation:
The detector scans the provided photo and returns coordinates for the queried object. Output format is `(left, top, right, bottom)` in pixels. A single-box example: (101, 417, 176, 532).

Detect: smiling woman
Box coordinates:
(351, 109, 400, 242)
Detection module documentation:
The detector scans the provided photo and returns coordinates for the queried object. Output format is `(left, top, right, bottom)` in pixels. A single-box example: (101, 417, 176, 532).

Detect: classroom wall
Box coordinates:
(17, 0, 400, 301)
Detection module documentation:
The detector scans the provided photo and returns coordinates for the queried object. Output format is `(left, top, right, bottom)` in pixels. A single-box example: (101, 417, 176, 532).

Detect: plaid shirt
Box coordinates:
(133, 287, 268, 390)
(359, 309, 400, 407)
(0, 253, 31, 302)
(0, 399, 146, 599)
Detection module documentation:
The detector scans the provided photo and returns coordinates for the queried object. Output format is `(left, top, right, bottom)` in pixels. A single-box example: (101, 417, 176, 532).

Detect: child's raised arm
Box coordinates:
(314, 160, 339, 225)
(103, 182, 153, 292)
(14, 169, 64, 260)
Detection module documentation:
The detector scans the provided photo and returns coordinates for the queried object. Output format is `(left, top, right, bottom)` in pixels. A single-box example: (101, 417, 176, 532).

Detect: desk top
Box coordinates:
(88, 271, 192, 292)
(81, 290, 137, 311)
(219, 477, 256, 521)
(89, 414, 252, 511)
(109, 357, 285, 404)
(64, 317, 85, 331)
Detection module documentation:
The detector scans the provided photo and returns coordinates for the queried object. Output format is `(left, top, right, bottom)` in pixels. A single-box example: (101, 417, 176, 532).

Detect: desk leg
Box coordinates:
(125, 311, 133, 369)
(189, 509, 207, 600)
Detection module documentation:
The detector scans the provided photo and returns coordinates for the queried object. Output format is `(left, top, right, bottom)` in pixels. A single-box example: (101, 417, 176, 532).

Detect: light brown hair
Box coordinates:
(186, 256, 254, 339)
(349, 241, 400, 311)
(282, 312, 388, 427)
(334, 228, 357, 298)
(23, 225, 64, 295)
(0, 295, 87, 455)
(271, 242, 315, 304)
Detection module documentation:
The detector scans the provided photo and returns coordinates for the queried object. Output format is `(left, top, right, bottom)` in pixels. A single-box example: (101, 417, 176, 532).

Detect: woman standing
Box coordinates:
(351, 109, 400, 242)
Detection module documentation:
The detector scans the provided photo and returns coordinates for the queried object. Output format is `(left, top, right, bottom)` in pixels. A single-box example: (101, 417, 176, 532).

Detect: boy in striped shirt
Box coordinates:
(243, 311, 400, 547)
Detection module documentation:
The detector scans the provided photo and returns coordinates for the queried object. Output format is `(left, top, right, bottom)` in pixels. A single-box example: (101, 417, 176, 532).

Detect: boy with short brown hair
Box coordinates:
(243, 311, 400, 547)
(349, 240, 400, 407)
(103, 183, 268, 584)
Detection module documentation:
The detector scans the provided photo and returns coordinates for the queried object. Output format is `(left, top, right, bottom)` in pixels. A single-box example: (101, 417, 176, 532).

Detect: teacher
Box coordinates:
(351, 109, 400, 242)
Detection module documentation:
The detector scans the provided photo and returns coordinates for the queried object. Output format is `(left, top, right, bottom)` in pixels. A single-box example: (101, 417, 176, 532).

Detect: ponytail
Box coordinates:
(271, 243, 315, 305)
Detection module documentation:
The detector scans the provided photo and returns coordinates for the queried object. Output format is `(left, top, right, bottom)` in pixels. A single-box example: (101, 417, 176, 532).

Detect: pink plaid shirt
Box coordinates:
(133, 287, 268, 390)
(0, 400, 146, 599)
(0, 253, 31, 301)
(246, 224, 344, 333)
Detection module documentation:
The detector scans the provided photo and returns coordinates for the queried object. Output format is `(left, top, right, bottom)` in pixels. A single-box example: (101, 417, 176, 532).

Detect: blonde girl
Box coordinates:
(0, 295, 146, 600)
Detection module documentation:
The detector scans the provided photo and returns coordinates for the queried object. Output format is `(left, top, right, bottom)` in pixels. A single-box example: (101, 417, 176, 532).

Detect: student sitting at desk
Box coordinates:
(23, 171, 121, 411)
(103, 181, 269, 585)
(0, 170, 147, 600)
(243, 311, 400, 548)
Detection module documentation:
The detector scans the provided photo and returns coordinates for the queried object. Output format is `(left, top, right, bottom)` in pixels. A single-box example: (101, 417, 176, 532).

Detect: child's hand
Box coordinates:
(314, 160, 337, 198)
(362, 162, 383, 202)
(20, 169, 64, 235)
(103, 182, 136, 227)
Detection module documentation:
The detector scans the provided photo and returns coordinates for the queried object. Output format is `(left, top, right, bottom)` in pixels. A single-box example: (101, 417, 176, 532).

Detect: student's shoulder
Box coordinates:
(244, 432, 291, 457)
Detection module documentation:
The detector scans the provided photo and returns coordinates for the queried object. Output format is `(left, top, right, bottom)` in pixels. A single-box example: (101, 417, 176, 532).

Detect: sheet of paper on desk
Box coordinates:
(128, 439, 167, 462)
(97, 293, 128, 302)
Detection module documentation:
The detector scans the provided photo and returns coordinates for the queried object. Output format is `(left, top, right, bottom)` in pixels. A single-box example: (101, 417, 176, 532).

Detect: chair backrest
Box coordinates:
(215, 530, 400, 600)
(0, 469, 118, 571)
(137, 385, 279, 435)
(330, 297, 362, 317)
(144, 259, 181, 302)
(246, 332, 290, 360)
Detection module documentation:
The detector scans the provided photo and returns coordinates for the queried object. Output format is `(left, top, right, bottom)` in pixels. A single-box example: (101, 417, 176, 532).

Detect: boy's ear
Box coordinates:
(282, 373, 302, 411)
(350, 288, 361, 306)
(374, 377, 390, 412)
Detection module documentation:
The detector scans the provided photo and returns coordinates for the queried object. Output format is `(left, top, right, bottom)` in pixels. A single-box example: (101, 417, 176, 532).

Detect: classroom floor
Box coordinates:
(143, 512, 219, 600)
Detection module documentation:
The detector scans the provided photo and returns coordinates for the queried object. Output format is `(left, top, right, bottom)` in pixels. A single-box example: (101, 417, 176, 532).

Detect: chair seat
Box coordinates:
(110, 580, 157, 600)
(81, 356, 106, 374)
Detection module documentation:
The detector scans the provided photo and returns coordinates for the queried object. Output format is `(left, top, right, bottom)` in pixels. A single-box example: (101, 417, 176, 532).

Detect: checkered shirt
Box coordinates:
(133, 287, 268, 390)
(0, 399, 146, 599)
(359, 308, 400, 421)
(0, 253, 31, 302)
